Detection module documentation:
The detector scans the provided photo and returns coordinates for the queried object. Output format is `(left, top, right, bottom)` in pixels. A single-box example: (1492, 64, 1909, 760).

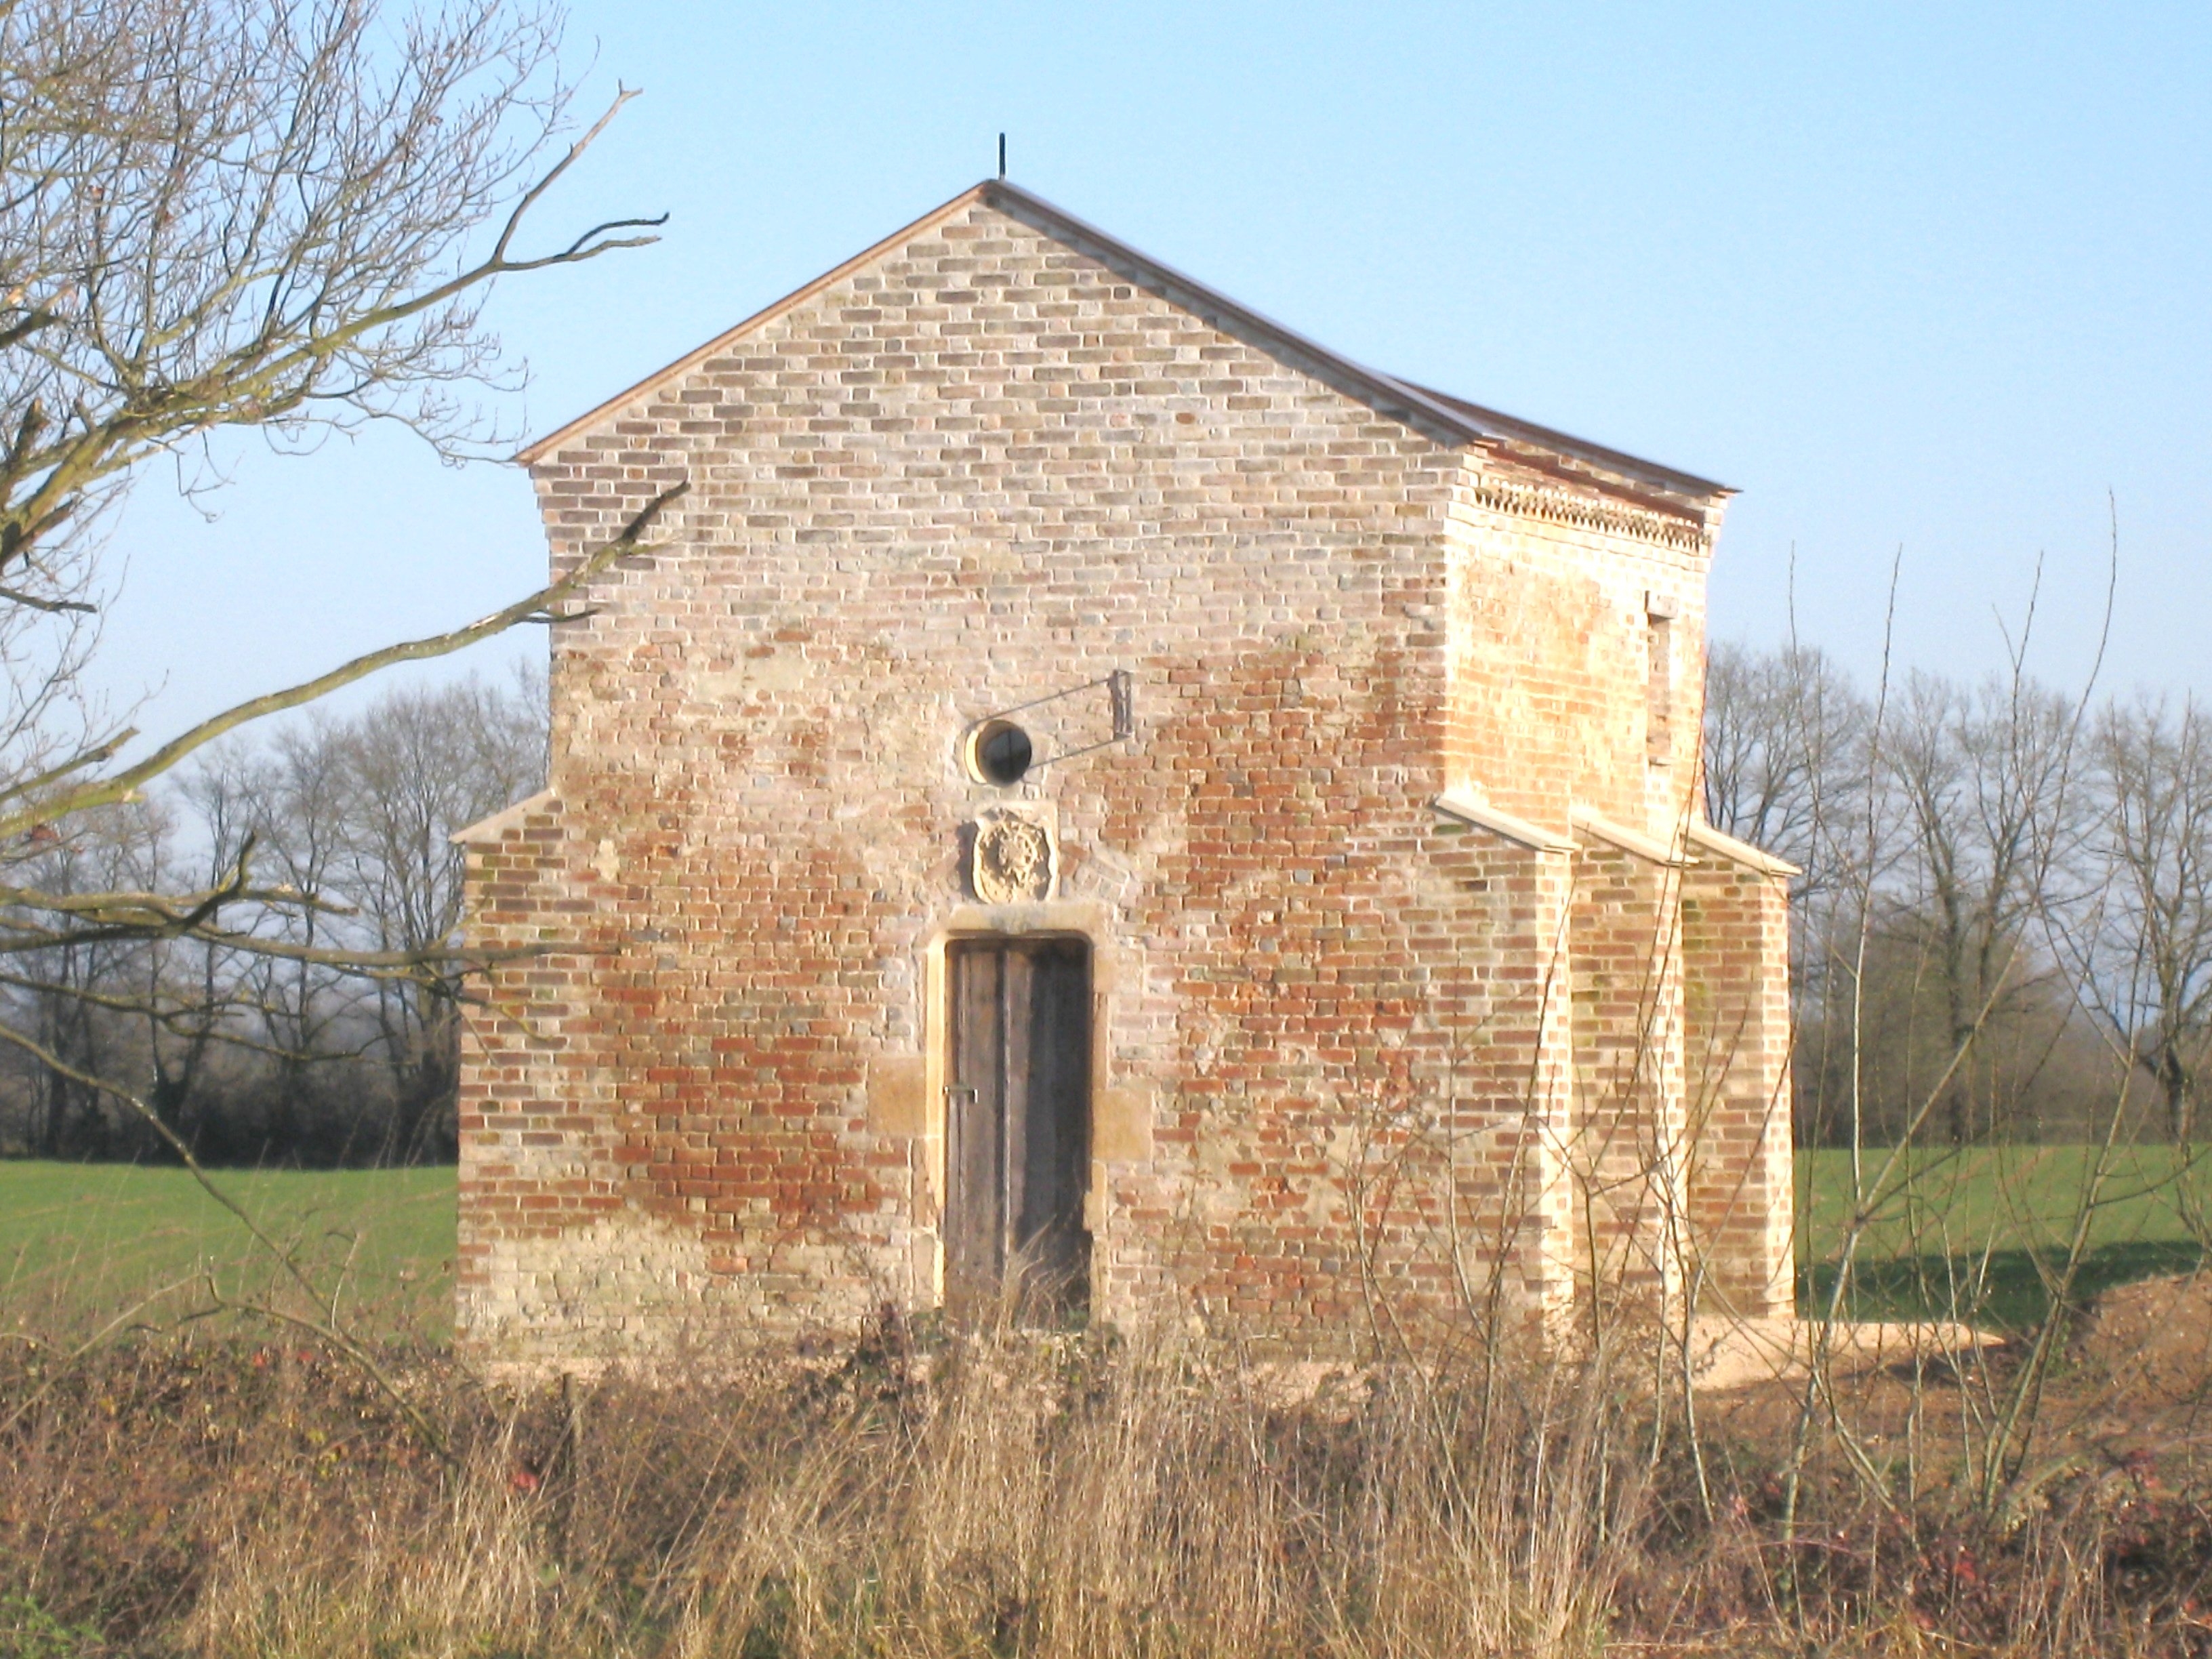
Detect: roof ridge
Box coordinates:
(980, 181, 1498, 452)
(517, 178, 1732, 504)
(1401, 382, 1731, 501)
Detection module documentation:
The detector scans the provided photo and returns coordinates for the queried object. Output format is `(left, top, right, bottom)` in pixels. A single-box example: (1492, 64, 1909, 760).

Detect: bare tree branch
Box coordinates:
(0, 480, 681, 840)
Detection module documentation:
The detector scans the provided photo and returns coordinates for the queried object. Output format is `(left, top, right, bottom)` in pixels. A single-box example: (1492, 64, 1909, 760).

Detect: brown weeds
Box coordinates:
(4, 1311, 2212, 1656)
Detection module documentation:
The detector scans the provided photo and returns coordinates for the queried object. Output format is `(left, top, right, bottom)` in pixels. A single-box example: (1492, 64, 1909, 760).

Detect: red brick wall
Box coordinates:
(455, 193, 1786, 1361)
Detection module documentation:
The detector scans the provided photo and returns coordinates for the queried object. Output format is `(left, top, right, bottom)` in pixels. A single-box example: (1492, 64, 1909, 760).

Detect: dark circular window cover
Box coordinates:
(967, 719, 1033, 785)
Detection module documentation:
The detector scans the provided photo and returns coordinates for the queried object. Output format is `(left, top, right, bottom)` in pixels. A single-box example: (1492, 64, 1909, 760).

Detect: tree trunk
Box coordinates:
(2162, 1049, 2194, 1145)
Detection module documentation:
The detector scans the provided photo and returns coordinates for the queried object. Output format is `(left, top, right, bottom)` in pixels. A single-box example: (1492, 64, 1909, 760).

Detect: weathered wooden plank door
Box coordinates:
(944, 936, 1092, 1319)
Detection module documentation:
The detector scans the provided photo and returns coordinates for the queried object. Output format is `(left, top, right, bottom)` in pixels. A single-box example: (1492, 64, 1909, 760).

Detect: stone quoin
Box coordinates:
(452, 180, 1798, 1362)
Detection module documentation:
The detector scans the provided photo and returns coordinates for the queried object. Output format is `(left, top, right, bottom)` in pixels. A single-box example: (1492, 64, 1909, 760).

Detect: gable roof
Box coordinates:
(518, 180, 1733, 504)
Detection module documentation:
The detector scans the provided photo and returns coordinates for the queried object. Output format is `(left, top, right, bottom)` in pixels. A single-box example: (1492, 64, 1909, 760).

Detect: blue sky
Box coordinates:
(96, 2, 2212, 739)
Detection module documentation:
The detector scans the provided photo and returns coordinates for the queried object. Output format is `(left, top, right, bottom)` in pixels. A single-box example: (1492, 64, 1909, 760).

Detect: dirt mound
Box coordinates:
(2076, 1272, 2212, 1410)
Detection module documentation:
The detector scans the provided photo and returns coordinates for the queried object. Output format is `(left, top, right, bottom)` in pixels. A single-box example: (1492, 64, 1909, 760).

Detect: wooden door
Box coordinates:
(945, 937, 1092, 1319)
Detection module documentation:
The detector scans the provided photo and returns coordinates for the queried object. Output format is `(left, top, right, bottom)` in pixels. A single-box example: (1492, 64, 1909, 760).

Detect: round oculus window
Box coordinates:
(965, 719, 1033, 785)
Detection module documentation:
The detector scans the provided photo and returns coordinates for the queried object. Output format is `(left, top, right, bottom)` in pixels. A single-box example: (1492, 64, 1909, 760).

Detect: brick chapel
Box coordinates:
(453, 180, 1798, 1362)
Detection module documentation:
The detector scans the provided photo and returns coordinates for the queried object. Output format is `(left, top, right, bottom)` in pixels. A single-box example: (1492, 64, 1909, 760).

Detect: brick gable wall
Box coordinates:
(455, 196, 1793, 1361)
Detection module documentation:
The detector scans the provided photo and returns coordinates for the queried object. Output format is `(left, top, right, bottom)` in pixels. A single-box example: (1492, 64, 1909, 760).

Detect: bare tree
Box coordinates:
(239, 720, 358, 1151)
(2093, 697, 2212, 1142)
(0, 666, 550, 1162)
(6, 800, 164, 1152)
(336, 671, 544, 1160)
(1704, 640, 1888, 1147)
(1702, 638, 1870, 912)
(1882, 672, 2082, 1143)
(0, 0, 679, 1135)
(0, 0, 659, 588)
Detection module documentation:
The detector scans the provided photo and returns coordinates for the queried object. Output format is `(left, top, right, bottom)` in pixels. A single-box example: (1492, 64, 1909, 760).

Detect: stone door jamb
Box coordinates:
(919, 899, 1122, 1308)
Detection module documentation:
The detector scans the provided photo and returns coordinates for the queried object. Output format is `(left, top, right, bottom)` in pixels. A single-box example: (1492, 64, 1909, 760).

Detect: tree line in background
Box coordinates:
(0, 0, 665, 1171)
(0, 0, 2187, 1176)
(0, 673, 544, 1164)
(6, 636, 2211, 1165)
(1705, 640, 2212, 1148)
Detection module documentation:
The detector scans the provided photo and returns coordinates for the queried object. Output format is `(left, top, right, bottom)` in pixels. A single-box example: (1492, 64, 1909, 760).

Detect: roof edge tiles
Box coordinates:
(1433, 788, 1574, 854)
(516, 183, 991, 465)
(1405, 383, 1732, 506)
(516, 179, 1734, 503)
(1687, 820, 1804, 879)
(451, 787, 557, 846)
(1570, 806, 1684, 867)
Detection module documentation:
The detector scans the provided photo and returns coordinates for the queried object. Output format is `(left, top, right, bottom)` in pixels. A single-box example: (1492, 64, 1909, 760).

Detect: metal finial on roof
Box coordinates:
(998, 133, 1006, 180)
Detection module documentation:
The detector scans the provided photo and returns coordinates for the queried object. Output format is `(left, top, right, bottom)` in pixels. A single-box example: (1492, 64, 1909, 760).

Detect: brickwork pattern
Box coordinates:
(1681, 855, 1797, 1317)
(1444, 478, 1711, 843)
(1567, 837, 1689, 1311)
(455, 191, 1795, 1361)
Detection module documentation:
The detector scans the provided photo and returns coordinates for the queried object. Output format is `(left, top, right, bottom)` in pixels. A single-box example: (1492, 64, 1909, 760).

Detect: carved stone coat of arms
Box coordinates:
(970, 809, 1057, 903)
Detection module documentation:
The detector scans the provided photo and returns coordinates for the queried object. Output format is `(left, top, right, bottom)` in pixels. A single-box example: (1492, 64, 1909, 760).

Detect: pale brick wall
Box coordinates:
(1443, 476, 1713, 842)
(455, 188, 1795, 1362)
(1568, 834, 1689, 1313)
(1681, 851, 1797, 1317)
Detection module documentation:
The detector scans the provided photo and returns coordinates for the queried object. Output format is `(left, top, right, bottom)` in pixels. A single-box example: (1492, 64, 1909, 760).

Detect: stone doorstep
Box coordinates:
(1687, 1313, 2003, 1393)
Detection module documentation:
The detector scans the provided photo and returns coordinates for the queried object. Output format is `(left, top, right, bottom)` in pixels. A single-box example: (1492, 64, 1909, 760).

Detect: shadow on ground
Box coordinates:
(1801, 1239, 2209, 1332)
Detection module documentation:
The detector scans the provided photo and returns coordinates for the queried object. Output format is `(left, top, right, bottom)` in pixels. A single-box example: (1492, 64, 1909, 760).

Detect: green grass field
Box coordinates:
(0, 1161, 455, 1340)
(3, 1147, 2209, 1343)
(1799, 1143, 2212, 1328)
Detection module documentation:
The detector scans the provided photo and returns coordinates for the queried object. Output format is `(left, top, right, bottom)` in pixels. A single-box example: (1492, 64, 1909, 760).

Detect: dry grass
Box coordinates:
(7, 1308, 2212, 1658)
